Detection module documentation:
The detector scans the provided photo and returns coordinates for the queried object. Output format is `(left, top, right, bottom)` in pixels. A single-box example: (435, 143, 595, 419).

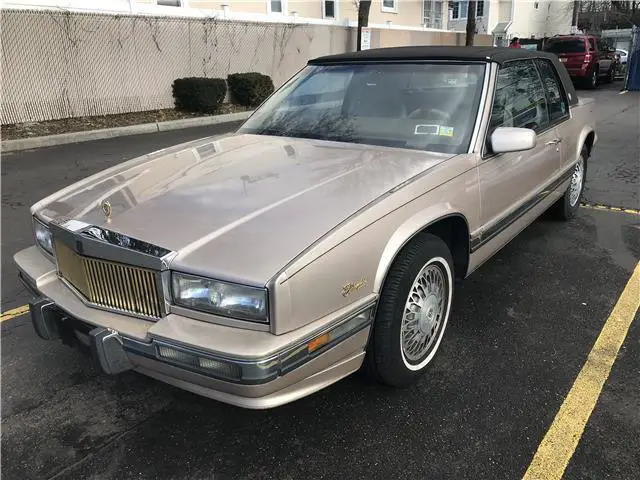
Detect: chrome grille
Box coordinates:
(55, 240, 163, 318)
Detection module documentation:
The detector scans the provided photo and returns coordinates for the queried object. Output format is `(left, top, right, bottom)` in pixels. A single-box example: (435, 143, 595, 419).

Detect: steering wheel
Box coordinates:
(407, 108, 452, 123)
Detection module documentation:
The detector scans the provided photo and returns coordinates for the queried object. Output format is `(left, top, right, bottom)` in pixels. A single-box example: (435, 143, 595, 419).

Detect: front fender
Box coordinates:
(373, 208, 469, 293)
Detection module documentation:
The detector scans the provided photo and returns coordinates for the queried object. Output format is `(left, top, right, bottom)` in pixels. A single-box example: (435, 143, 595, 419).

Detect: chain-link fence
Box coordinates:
(1, 9, 353, 124)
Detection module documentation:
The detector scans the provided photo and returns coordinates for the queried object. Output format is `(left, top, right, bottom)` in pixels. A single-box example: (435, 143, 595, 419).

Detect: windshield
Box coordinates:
(544, 39, 586, 53)
(238, 63, 486, 154)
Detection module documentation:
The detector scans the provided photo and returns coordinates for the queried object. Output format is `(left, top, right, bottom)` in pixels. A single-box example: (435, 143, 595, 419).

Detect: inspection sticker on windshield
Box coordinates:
(414, 124, 455, 137)
(438, 126, 454, 137)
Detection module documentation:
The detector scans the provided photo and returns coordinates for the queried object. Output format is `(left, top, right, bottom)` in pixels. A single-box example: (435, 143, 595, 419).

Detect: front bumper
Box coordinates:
(16, 246, 375, 409)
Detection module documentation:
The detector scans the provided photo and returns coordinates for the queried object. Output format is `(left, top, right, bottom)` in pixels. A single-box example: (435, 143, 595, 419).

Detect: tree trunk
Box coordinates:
(357, 1, 372, 51)
(466, 1, 476, 47)
(572, 0, 580, 26)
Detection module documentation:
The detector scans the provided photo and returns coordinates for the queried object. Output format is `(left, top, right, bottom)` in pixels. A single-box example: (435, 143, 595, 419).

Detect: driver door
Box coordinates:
(477, 60, 562, 246)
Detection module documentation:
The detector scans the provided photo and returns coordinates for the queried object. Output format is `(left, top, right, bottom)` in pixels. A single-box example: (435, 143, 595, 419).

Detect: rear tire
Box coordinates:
(364, 234, 454, 387)
(604, 66, 615, 84)
(585, 68, 598, 89)
(552, 147, 588, 221)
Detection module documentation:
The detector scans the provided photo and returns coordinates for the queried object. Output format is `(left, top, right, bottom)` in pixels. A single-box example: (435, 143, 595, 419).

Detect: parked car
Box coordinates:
(15, 47, 597, 409)
(615, 48, 629, 76)
(616, 48, 628, 65)
(543, 34, 617, 88)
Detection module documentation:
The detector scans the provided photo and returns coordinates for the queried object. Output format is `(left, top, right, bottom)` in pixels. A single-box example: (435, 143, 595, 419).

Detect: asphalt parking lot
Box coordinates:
(1, 83, 638, 480)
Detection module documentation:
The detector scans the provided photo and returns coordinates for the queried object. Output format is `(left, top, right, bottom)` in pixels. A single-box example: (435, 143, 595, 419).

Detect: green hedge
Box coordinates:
(172, 77, 227, 113)
(227, 72, 275, 107)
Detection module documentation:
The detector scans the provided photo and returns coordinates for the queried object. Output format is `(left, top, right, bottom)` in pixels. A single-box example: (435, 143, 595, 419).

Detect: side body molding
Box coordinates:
(373, 207, 470, 293)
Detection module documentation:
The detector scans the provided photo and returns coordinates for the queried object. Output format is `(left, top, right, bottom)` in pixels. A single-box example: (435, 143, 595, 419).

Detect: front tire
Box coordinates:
(552, 147, 587, 221)
(365, 234, 454, 387)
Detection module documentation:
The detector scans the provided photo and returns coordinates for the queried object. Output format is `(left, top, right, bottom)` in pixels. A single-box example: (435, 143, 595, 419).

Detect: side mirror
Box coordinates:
(490, 127, 537, 154)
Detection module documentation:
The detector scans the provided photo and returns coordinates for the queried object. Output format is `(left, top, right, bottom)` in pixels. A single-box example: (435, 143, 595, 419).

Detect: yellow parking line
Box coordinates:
(580, 203, 640, 216)
(522, 261, 640, 480)
(0, 305, 29, 323)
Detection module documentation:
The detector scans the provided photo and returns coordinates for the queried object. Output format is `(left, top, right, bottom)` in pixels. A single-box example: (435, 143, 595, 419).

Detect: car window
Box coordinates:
(488, 60, 550, 139)
(239, 63, 486, 155)
(544, 39, 585, 53)
(535, 59, 569, 124)
(588, 38, 596, 51)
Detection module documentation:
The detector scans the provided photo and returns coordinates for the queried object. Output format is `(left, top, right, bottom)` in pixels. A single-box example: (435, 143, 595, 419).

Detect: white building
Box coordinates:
(447, 0, 574, 46)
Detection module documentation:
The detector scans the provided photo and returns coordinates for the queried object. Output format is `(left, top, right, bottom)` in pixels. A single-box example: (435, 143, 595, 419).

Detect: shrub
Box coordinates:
(172, 77, 227, 114)
(227, 72, 275, 107)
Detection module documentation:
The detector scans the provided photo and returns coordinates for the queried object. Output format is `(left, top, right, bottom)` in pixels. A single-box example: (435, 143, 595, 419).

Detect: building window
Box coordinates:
(323, 0, 336, 18)
(157, 0, 182, 6)
(451, 1, 467, 20)
(269, 0, 285, 14)
(534, 2, 539, 8)
(382, 0, 398, 13)
(451, 1, 483, 19)
(423, 1, 444, 28)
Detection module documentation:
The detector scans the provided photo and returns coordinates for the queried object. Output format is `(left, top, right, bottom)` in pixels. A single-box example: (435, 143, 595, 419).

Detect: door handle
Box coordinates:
(545, 138, 562, 145)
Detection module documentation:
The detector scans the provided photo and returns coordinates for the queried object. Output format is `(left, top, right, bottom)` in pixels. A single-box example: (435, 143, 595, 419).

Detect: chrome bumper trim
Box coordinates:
(21, 272, 375, 386)
(123, 301, 375, 385)
(91, 327, 134, 375)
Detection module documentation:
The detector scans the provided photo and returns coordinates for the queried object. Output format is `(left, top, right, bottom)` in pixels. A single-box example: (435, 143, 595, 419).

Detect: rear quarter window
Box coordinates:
(544, 39, 585, 53)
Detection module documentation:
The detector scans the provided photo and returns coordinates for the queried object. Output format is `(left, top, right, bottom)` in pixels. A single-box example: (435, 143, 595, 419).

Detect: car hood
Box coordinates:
(36, 134, 452, 285)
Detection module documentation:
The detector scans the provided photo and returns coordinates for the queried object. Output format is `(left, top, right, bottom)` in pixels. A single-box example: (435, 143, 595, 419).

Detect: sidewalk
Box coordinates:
(1, 110, 252, 153)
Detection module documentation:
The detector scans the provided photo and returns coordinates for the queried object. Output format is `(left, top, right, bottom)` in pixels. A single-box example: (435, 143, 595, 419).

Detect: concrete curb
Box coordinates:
(1, 110, 253, 153)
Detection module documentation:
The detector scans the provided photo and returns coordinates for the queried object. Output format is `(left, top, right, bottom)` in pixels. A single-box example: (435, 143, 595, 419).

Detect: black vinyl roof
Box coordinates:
(309, 46, 561, 65)
(309, 46, 578, 106)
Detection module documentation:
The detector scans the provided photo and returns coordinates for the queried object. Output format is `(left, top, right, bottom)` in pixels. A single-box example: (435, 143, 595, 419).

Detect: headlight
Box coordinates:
(171, 272, 268, 323)
(34, 218, 54, 255)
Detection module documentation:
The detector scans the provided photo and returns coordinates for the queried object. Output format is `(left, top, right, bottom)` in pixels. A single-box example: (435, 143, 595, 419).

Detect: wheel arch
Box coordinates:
(573, 126, 596, 166)
(583, 130, 596, 157)
(373, 212, 470, 294)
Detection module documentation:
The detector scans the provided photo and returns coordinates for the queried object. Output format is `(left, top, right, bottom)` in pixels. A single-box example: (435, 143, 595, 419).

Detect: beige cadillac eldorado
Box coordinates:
(15, 47, 597, 409)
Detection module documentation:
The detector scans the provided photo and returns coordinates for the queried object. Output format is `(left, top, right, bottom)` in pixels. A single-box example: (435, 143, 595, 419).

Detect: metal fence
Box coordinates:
(1, 9, 353, 124)
(1, 8, 492, 125)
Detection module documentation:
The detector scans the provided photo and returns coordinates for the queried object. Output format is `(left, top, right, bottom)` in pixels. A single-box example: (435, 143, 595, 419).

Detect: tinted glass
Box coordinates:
(324, 0, 335, 17)
(489, 60, 549, 135)
(535, 59, 569, 123)
(239, 63, 486, 154)
(270, 0, 282, 12)
(544, 39, 585, 53)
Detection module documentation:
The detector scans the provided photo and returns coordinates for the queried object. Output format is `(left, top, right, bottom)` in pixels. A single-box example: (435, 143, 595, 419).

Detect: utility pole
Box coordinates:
(466, 1, 477, 46)
(357, 1, 372, 51)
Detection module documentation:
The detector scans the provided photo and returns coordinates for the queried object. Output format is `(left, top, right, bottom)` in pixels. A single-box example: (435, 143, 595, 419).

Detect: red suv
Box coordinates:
(543, 34, 616, 89)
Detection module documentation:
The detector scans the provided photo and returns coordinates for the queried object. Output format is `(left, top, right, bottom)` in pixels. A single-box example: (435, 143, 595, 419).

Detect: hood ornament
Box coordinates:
(101, 200, 112, 223)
